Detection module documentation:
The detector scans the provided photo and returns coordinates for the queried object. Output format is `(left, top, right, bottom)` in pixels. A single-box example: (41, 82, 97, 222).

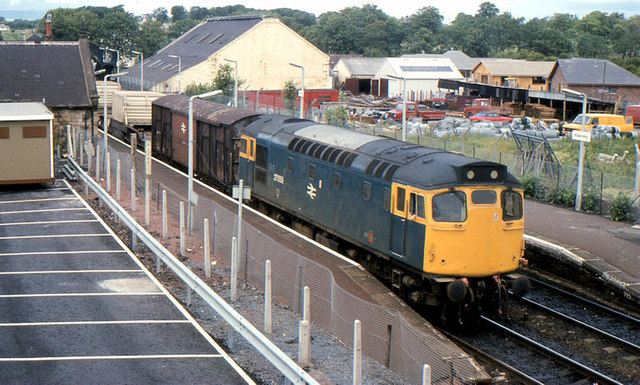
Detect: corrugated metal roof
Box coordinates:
(152, 94, 259, 125)
(123, 15, 264, 86)
(555, 58, 640, 86)
(338, 57, 385, 76)
(479, 60, 554, 77)
(0, 102, 53, 121)
(386, 57, 463, 79)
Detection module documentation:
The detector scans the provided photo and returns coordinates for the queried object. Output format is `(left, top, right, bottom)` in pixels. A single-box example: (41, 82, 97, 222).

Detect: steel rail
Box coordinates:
(482, 316, 623, 385)
(68, 156, 319, 385)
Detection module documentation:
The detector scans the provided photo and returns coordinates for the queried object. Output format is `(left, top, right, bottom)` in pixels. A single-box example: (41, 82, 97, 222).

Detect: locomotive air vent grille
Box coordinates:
(284, 118, 303, 124)
(328, 149, 342, 163)
(313, 144, 328, 159)
(344, 153, 358, 168)
(321, 146, 335, 161)
(293, 139, 306, 152)
(288, 137, 301, 151)
(336, 151, 350, 167)
(365, 160, 381, 175)
(300, 140, 313, 153)
(374, 162, 391, 178)
(384, 165, 400, 181)
(307, 143, 320, 156)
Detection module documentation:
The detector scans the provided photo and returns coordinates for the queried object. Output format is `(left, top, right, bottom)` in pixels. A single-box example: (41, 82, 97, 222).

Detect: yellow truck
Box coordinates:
(562, 113, 634, 135)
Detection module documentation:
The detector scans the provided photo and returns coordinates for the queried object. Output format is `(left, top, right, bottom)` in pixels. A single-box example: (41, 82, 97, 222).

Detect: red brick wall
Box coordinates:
(549, 69, 640, 104)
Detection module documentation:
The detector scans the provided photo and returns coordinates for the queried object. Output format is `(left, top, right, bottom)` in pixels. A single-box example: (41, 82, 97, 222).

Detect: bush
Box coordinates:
(608, 193, 637, 222)
(547, 187, 576, 207)
(581, 190, 601, 213)
(520, 175, 545, 199)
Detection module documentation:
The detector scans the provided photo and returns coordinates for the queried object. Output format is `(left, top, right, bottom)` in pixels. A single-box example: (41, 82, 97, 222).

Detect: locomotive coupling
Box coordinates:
(446, 279, 469, 303)
(509, 275, 531, 297)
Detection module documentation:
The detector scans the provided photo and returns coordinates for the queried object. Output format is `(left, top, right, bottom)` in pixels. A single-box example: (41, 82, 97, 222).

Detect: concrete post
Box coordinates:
(264, 259, 272, 334)
(231, 236, 238, 302)
(204, 218, 211, 278)
(66, 125, 73, 158)
(116, 159, 121, 201)
(298, 320, 311, 367)
(353, 319, 362, 385)
(79, 140, 84, 167)
(179, 201, 186, 257)
(130, 169, 136, 211)
(144, 132, 151, 226)
(635, 144, 640, 202)
(422, 364, 431, 385)
(106, 151, 111, 192)
(162, 190, 167, 239)
(96, 145, 101, 180)
(303, 286, 310, 322)
(145, 179, 150, 226)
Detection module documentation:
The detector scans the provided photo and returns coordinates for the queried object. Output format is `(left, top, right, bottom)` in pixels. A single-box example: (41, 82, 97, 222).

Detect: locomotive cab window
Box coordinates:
(471, 190, 497, 205)
(432, 191, 467, 222)
(393, 186, 406, 215)
(409, 193, 426, 219)
(240, 135, 256, 161)
(501, 190, 523, 221)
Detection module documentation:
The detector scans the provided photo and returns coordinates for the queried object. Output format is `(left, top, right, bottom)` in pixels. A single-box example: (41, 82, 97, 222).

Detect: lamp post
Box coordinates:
(103, 72, 128, 160)
(188, 90, 223, 230)
(103, 47, 120, 78)
(289, 62, 305, 119)
(224, 58, 238, 107)
(563, 88, 588, 212)
(388, 74, 407, 142)
(168, 54, 181, 94)
(132, 50, 144, 91)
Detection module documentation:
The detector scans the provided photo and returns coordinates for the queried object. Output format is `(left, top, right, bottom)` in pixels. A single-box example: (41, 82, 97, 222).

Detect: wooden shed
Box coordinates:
(0, 102, 55, 185)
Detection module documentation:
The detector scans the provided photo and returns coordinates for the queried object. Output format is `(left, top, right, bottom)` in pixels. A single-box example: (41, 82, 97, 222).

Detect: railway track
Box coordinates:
(446, 275, 640, 384)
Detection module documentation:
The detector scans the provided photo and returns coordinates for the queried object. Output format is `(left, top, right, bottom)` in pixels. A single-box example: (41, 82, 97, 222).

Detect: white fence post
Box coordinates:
(116, 158, 121, 201)
(353, 319, 362, 385)
(145, 178, 150, 226)
(264, 259, 272, 334)
(95, 145, 101, 180)
(303, 286, 310, 322)
(130, 168, 136, 211)
(231, 236, 238, 302)
(179, 201, 186, 257)
(204, 218, 211, 278)
(162, 190, 167, 239)
(422, 364, 431, 385)
(106, 151, 111, 192)
(298, 320, 311, 367)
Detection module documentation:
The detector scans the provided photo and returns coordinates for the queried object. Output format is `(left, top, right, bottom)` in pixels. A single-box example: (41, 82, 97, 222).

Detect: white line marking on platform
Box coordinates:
(0, 250, 126, 257)
(0, 198, 76, 204)
(0, 208, 87, 215)
(0, 220, 100, 227)
(0, 354, 223, 362)
(0, 320, 191, 327)
(0, 293, 162, 299)
(0, 234, 111, 240)
(0, 270, 142, 275)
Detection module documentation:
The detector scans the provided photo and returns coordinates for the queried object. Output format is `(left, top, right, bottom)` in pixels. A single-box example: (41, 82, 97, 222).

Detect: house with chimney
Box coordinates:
(0, 15, 98, 144)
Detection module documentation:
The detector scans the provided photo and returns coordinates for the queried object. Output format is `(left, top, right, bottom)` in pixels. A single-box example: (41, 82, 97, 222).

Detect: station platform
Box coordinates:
(524, 199, 640, 305)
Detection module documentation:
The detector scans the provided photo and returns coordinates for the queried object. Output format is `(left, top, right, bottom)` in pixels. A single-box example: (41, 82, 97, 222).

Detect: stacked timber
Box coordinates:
(523, 103, 560, 120)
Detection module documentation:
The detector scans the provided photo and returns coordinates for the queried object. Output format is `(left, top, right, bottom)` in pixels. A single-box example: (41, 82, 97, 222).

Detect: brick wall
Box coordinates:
(549, 70, 640, 104)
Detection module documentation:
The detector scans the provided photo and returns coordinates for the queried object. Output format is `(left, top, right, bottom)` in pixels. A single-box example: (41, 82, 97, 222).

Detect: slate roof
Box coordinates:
(553, 58, 640, 86)
(0, 41, 97, 108)
(474, 60, 554, 77)
(122, 15, 264, 88)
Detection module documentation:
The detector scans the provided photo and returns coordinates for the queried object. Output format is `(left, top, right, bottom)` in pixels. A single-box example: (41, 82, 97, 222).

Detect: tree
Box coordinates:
(171, 6, 187, 22)
(282, 80, 297, 113)
(189, 6, 210, 20)
(152, 8, 168, 23)
(213, 64, 236, 96)
(138, 20, 168, 57)
(168, 19, 199, 39)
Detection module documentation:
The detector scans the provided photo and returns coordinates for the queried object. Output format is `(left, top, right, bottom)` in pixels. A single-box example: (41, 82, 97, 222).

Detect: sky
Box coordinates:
(1, 0, 639, 22)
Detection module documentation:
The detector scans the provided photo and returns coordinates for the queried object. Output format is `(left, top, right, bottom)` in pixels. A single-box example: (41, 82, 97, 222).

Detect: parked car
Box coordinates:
(469, 111, 513, 122)
(626, 105, 640, 126)
(387, 101, 446, 121)
(463, 98, 512, 117)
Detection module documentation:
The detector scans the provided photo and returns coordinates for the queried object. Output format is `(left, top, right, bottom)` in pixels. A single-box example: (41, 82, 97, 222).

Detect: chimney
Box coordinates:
(45, 13, 52, 41)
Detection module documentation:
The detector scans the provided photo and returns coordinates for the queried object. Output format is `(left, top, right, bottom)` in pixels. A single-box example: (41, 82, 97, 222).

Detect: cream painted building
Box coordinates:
(120, 15, 332, 93)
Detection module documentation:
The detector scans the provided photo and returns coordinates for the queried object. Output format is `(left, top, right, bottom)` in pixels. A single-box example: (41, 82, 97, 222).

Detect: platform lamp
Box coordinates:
(103, 72, 128, 164)
(224, 58, 238, 107)
(562, 88, 588, 212)
(188, 90, 223, 231)
(388, 74, 407, 142)
(168, 54, 181, 94)
(132, 50, 143, 91)
(289, 62, 305, 119)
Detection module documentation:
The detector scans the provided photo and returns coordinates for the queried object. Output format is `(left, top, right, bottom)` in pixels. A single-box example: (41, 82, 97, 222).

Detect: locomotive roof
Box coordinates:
(153, 94, 259, 126)
(246, 114, 521, 189)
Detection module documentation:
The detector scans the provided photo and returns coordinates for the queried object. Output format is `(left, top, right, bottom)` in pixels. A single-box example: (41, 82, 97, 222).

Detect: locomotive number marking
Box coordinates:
(306, 183, 317, 200)
(273, 173, 284, 184)
(493, 212, 499, 222)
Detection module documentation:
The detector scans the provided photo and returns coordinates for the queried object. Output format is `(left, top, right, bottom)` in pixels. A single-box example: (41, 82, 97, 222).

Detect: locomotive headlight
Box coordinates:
(466, 170, 475, 179)
(490, 170, 499, 179)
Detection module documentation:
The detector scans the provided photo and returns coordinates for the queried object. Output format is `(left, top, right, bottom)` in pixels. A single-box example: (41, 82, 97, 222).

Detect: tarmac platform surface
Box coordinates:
(0, 181, 253, 384)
